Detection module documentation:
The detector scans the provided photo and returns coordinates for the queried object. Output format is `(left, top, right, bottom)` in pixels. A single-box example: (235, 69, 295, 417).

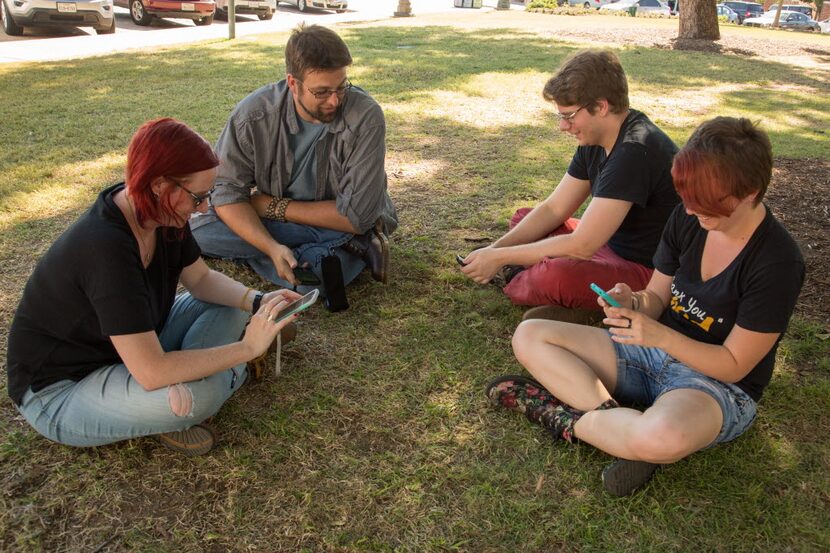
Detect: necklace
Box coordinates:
(125, 195, 152, 266)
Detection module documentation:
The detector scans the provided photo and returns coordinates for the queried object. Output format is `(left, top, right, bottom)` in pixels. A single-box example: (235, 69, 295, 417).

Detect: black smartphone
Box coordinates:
(293, 267, 321, 285)
(456, 254, 467, 266)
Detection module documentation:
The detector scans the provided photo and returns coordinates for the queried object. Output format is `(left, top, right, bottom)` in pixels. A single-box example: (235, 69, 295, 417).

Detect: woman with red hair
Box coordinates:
(486, 117, 805, 495)
(7, 118, 301, 456)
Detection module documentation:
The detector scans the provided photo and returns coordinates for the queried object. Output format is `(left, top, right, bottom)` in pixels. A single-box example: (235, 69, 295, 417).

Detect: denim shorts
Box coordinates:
(611, 338, 757, 446)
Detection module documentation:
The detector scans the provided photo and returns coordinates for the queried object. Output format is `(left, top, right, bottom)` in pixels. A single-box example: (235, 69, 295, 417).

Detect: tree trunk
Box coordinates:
(678, 0, 720, 40)
(771, 2, 784, 28)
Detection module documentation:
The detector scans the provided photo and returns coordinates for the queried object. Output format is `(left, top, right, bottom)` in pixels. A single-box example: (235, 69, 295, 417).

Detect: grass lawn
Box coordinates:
(1, 13, 829, 552)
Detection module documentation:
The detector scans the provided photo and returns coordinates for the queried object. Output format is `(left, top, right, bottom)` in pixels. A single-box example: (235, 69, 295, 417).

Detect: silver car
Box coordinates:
(277, 0, 346, 13)
(716, 4, 739, 24)
(2, 0, 115, 35)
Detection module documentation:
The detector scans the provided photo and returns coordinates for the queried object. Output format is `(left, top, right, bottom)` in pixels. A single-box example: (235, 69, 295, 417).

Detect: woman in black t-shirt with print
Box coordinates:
(486, 117, 804, 496)
(7, 118, 301, 456)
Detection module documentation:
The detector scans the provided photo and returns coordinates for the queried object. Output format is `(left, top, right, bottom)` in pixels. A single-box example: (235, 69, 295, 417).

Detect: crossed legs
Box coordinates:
(511, 319, 723, 464)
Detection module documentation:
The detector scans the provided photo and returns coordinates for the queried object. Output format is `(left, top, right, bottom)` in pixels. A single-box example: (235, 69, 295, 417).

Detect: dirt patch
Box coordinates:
(766, 157, 830, 325)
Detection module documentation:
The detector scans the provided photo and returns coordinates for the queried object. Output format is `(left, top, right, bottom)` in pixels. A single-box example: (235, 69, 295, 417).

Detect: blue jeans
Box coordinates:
(15, 294, 250, 447)
(192, 218, 365, 294)
(611, 339, 757, 446)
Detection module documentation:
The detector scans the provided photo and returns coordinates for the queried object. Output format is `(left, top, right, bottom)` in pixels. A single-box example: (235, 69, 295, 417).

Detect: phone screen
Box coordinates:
(274, 289, 319, 323)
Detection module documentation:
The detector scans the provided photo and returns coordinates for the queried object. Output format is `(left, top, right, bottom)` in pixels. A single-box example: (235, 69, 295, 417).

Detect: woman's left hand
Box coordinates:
(604, 307, 668, 349)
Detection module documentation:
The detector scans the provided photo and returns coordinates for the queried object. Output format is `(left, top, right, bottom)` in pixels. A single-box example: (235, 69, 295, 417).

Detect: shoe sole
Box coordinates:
(156, 423, 218, 457)
(602, 458, 659, 496)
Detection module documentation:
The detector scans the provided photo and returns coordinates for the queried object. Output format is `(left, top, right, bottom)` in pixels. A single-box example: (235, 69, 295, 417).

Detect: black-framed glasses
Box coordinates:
(297, 78, 352, 100)
(555, 105, 587, 124)
(172, 179, 214, 208)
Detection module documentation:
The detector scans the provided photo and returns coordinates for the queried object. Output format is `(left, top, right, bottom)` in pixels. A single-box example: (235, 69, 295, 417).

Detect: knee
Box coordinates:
(627, 416, 695, 464)
(167, 383, 194, 417)
(512, 320, 559, 366)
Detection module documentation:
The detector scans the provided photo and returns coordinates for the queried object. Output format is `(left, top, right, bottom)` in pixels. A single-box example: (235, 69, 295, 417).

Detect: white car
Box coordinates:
(820, 18, 830, 33)
(743, 10, 821, 31)
(277, 0, 346, 12)
(215, 0, 275, 19)
(2, 0, 115, 35)
(568, 0, 615, 8)
(600, 0, 671, 16)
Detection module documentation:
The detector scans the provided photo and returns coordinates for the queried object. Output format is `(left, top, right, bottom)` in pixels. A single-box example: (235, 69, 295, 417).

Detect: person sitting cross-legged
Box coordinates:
(486, 117, 805, 495)
(191, 24, 398, 298)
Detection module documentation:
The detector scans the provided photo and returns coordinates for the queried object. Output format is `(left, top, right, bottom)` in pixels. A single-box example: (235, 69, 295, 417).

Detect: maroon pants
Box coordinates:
(503, 208, 653, 310)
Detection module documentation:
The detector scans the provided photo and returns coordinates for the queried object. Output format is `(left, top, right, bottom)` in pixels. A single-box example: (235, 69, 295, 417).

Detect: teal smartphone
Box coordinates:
(274, 289, 319, 323)
(589, 283, 622, 308)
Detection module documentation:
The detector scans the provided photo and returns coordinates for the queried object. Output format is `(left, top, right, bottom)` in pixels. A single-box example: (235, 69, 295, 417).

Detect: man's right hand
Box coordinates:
(270, 244, 299, 286)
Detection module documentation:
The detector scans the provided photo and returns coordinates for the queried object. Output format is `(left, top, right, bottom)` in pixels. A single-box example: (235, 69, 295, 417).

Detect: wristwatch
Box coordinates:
(251, 292, 264, 313)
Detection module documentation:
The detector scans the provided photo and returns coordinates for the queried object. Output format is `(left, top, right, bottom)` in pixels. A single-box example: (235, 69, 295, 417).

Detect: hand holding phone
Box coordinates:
(274, 289, 319, 323)
(455, 254, 467, 267)
(589, 283, 621, 308)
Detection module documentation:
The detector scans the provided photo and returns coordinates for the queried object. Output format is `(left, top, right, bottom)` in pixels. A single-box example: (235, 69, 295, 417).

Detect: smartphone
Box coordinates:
(293, 267, 321, 285)
(274, 289, 319, 323)
(456, 254, 467, 266)
(589, 283, 622, 308)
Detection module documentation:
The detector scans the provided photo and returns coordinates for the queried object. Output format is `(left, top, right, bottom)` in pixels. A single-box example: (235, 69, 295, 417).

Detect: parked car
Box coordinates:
(781, 4, 812, 18)
(215, 0, 274, 19)
(820, 18, 830, 33)
(1, 0, 115, 36)
(113, 0, 215, 26)
(716, 4, 739, 23)
(743, 9, 821, 31)
(277, 0, 346, 12)
(722, 1, 763, 24)
(600, 0, 671, 16)
(567, 0, 614, 8)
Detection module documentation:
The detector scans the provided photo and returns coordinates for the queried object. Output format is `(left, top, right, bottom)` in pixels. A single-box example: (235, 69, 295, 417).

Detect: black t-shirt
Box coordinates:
(568, 110, 680, 267)
(6, 183, 201, 406)
(654, 204, 805, 401)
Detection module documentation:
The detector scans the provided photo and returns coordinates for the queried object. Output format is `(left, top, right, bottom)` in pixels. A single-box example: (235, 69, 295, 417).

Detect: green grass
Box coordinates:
(1, 18, 829, 552)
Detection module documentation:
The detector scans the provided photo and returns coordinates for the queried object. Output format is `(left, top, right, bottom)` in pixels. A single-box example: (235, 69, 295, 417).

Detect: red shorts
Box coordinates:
(503, 208, 653, 310)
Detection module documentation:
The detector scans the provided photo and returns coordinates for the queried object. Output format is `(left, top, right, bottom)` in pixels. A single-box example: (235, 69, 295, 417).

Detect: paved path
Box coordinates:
(0, 0, 523, 64)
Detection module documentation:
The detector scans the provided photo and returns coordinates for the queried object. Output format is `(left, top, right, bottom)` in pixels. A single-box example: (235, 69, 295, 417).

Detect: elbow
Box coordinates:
(568, 243, 599, 261)
(129, 366, 164, 392)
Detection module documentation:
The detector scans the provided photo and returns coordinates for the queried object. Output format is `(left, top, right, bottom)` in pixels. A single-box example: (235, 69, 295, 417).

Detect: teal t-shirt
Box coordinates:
(286, 118, 328, 201)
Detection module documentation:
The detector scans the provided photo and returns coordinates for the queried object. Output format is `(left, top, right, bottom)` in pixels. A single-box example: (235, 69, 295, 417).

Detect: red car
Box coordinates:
(115, 0, 216, 26)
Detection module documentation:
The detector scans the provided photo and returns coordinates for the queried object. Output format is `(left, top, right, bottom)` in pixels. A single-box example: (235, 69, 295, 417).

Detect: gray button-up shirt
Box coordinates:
(191, 80, 398, 235)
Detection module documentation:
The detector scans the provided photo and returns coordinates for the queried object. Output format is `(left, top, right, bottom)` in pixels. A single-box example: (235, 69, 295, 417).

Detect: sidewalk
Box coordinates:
(0, 0, 524, 64)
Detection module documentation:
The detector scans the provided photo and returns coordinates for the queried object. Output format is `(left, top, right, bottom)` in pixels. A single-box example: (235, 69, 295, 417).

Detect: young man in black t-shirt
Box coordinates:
(459, 50, 679, 323)
(488, 118, 804, 496)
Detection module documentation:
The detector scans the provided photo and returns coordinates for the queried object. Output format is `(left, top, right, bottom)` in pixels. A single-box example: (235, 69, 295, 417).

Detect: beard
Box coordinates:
(297, 95, 340, 123)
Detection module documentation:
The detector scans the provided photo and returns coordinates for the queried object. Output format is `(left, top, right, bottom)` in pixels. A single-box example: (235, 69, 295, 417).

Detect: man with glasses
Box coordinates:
(460, 50, 679, 324)
(191, 24, 397, 298)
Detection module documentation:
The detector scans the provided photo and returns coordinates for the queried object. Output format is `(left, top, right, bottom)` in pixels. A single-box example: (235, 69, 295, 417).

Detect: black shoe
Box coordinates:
(342, 220, 390, 284)
(602, 458, 659, 496)
(491, 265, 524, 288)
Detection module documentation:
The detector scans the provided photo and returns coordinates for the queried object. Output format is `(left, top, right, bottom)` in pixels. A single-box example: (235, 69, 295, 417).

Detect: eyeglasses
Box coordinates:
(172, 179, 214, 208)
(297, 79, 352, 100)
(555, 105, 587, 124)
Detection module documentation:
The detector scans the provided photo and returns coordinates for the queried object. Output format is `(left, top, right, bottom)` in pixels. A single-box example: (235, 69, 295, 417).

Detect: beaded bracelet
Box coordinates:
(275, 198, 291, 222)
(265, 196, 279, 220)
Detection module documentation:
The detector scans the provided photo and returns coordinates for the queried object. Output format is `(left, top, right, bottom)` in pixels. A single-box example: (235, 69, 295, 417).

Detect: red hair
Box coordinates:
(671, 117, 771, 218)
(124, 118, 219, 227)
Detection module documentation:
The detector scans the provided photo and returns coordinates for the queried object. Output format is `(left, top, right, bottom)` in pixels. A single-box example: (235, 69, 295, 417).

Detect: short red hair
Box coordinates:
(125, 118, 219, 227)
(671, 117, 772, 217)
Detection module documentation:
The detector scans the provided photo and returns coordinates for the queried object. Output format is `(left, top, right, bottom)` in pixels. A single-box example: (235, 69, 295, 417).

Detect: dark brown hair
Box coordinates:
(671, 117, 772, 217)
(543, 50, 629, 114)
(284, 24, 352, 80)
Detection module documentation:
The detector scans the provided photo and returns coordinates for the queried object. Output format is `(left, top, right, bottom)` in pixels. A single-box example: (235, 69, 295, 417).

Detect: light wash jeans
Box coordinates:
(15, 294, 250, 447)
(192, 218, 366, 294)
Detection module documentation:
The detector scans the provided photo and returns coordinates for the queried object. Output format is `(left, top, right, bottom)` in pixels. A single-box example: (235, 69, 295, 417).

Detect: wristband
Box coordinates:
(251, 291, 264, 313)
(240, 287, 253, 311)
(275, 198, 291, 222)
